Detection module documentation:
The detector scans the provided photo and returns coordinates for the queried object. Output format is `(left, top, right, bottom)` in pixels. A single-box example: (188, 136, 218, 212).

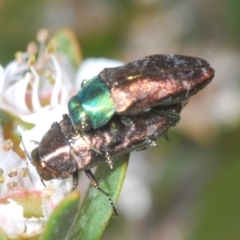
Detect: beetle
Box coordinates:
(68, 54, 214, 131)
(26, 54, 214, 215)
(30, 103, 182, 215)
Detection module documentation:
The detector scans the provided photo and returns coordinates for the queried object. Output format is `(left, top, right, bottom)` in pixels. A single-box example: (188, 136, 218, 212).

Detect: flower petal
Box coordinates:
(75, 58, 123, 87)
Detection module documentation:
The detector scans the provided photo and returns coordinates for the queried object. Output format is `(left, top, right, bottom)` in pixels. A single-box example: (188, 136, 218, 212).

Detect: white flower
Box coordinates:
(0, 29, 124, 238)
(0, 30, 73, 120)
(75, 57, 123, 87)
(0, 139, 69, 238)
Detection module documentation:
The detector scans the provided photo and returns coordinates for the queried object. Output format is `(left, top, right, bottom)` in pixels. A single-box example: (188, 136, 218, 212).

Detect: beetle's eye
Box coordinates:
(31, 148, 54, 180)
(31, 148, 41, 165)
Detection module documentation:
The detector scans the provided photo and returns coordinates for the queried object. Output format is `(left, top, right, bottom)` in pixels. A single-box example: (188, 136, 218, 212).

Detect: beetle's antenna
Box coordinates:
(78, 131, 102, 155)
(20, 136, 33, 164)
(84, 169, 119, 216)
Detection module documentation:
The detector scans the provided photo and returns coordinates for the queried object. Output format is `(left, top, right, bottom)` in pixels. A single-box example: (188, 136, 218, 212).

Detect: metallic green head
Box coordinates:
(68, 76, 115, 131)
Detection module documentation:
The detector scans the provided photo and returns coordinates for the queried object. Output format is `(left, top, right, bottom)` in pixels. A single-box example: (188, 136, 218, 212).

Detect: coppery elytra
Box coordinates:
(23, 54, 214, 215)
(68, 54, 214, 132)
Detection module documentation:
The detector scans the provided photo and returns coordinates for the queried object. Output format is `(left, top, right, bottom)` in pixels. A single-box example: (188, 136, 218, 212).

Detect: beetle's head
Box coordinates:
(68, 95, 92, 131)
(30, 121, 78, 181)
(31, 148, 56, 180)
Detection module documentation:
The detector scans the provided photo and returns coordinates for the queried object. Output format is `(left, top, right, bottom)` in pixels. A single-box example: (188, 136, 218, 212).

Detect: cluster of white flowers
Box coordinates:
(0, 30, 74, 237)
(0, 139, 70, 237)
(0, 29, 123, 238)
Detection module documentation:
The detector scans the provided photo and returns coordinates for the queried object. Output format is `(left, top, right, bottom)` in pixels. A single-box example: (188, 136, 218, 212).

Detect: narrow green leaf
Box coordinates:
(68, 154, 129, 240)
(42, 191, 80, 240)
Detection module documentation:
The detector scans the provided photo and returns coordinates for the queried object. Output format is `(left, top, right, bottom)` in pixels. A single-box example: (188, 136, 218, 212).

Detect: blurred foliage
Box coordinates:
(42, 191, 80, 240)
(0, 0, 240, 239)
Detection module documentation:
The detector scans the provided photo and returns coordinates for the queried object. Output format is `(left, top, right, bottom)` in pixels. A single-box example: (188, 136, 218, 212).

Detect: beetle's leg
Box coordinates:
(72, 170, 79, 190)
(121, 116, 157, 147)
(20, 136, 35, 165)
(76, 122, 114, 170)
(120, 115, 135, 127)
(105, 152, 114, 170)
(144, 138, 157, 147)
(103, 122, 121, 169)
(152, 107, 181, 143)
(163, 132, 171, 142)
(109, 121, 118, 141)
(41, 179, 46, 187)
(70, 133, 114, 171)
(84, 169, 118, 216)
(30, 140, 40, 145)
(152, 108, 181, 127)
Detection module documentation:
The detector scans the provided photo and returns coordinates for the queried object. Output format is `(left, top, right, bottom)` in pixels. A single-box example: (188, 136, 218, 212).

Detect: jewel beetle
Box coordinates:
(24, 54, 215, 215)
(29, 103, 182, 215)
(68, 54, 214, 131)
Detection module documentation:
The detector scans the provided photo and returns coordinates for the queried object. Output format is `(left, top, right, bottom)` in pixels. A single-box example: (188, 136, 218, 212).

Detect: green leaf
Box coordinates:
(42, 191, 80, 240)
(68, 154, 129, 240)
(52, 29, 82, 69)
(0, 232, 7, 240)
